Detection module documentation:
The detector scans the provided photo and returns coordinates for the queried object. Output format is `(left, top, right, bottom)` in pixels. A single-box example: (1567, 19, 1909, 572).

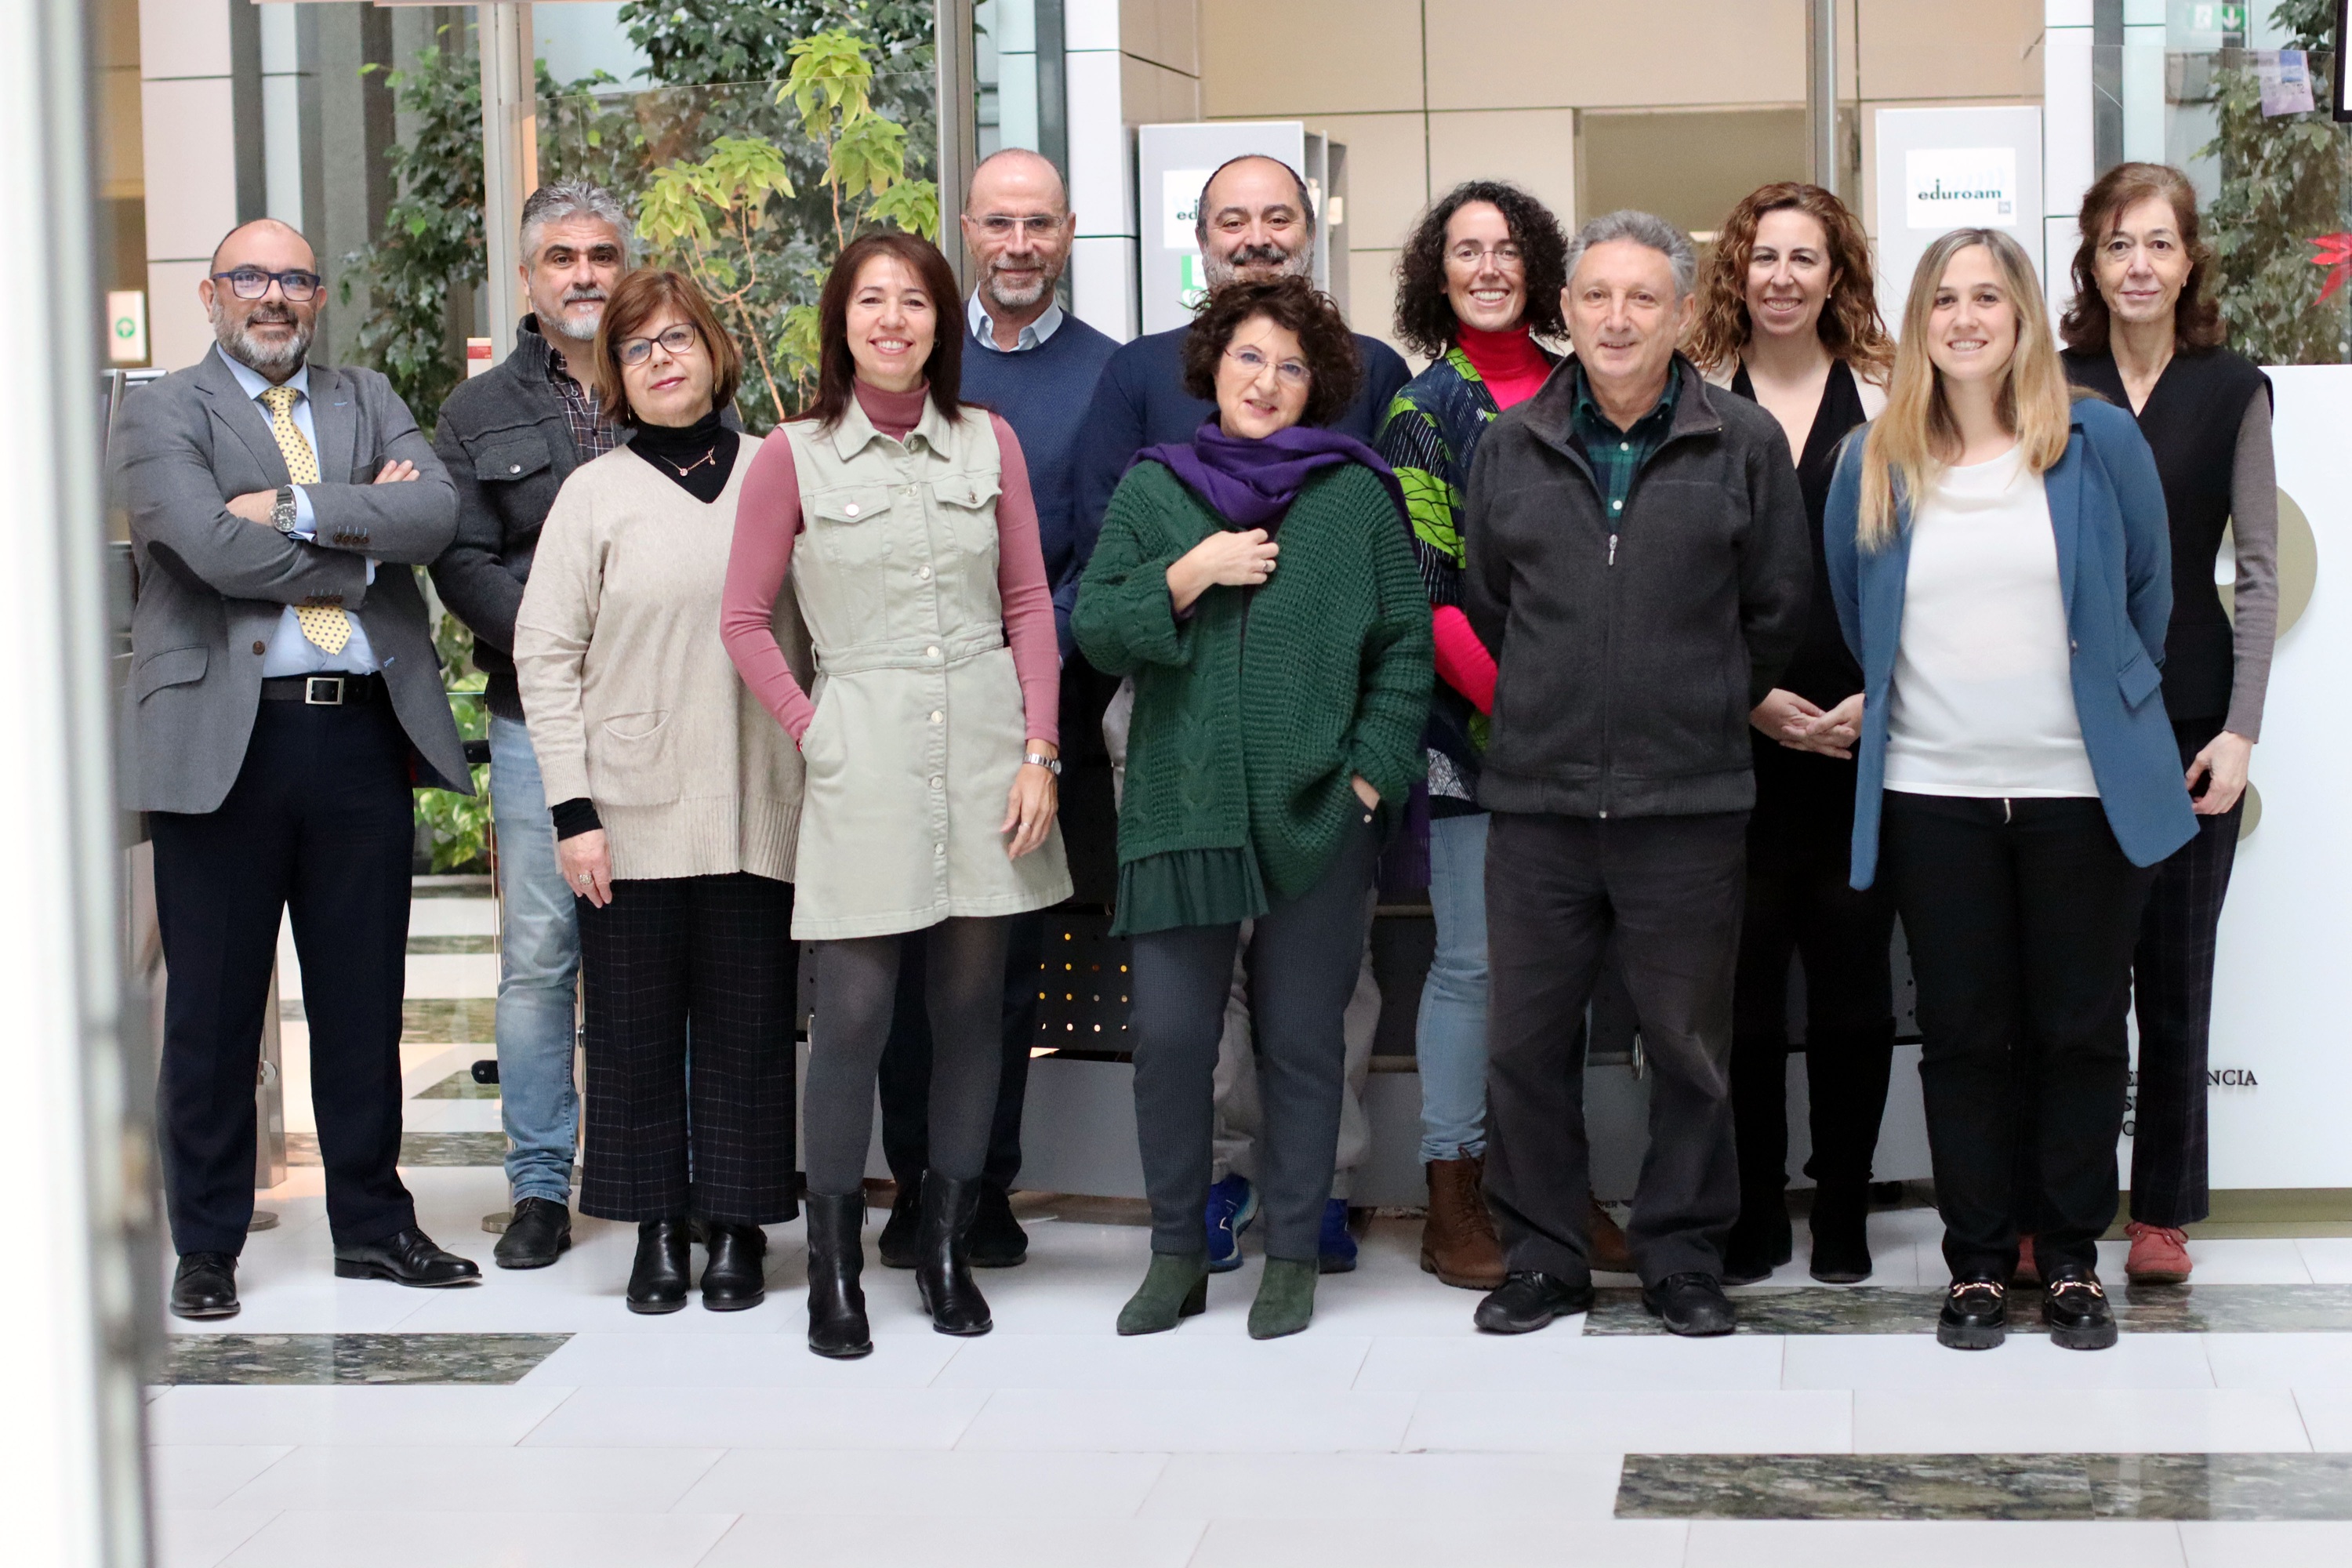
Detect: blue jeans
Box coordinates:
(488, 713, 582, 1205)
(1416, 811, 1490, 1162)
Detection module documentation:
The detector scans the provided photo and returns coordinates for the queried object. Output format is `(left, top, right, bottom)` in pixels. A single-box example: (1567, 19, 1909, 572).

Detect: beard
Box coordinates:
(983, 257, 1054, 311)
(1202, 241, 1311, 290)
(212, 301, 314, 377)
(546, 288, 606, 342)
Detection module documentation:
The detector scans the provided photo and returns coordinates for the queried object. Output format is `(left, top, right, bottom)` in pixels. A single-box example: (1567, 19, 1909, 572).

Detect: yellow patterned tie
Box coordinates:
(260, 385, 352, 655)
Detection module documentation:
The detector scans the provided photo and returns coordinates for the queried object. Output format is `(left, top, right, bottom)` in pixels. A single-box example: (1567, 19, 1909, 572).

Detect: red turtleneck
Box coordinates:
(1454, 322, 1552, 411)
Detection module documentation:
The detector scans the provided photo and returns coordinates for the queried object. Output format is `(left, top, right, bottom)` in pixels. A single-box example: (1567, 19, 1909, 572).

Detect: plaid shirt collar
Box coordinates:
(1570, 359, 1680, 523)
(528, 318, 623, 462)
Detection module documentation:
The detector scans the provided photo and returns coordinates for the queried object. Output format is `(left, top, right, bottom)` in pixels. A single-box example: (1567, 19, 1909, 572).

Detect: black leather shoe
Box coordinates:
(332, 1226, 482, 1288)
(877, 1178, 921, 1269)
(493, 1197, 572, 1270)
(967, 1182, 1029, 1269)
(1472, 1271, 1595, 1334)
(2042, 1263, 2118, 1350)
(626, 1218, 692, 1314)
(170, 1252, 239, 1320)
(1722, 1200, 1793, 1287)
(804, 1192, 873, 1359)
(1937, 1272, 2009, 1349)
(1807, 1183, 1874, 1284)
(1642, 1272, 1736, 1336)
(914, 1171, 992, 1335)
(700, 1222, 768, 1311)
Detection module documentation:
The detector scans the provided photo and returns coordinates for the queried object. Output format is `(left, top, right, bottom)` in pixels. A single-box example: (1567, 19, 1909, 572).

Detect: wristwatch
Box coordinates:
(1022, 751, 1062, 777)
(270, 485, 299, 535)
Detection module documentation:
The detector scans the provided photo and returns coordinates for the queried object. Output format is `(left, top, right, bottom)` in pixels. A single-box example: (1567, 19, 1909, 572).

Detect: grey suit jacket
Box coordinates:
(113, 349, 471, 814)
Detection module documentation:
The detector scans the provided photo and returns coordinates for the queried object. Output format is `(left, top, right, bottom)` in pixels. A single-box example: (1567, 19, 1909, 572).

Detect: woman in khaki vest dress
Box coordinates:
(724, 233, 1069, 1359)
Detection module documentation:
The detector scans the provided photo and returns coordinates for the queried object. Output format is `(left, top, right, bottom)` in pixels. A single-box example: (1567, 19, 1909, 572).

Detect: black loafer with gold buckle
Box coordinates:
(2042, 1263, 2119, 1350)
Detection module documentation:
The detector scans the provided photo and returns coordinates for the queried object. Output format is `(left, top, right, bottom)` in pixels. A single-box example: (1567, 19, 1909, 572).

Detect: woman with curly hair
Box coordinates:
(1075, 276, 1430, 1339)
(1687, 181, 1900, 1287)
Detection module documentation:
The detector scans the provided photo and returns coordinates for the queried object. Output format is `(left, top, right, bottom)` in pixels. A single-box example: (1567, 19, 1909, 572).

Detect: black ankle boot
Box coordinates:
(626, 1218, 691, 1314)
(700, 1221, 768, 1311)
(1808, 1181, 1874, 1283)
(1722, 1195, 1792, 1287)
(804, 1192, 872, 1359)
(877, 1175, 922, 1269)
(914, 1171, 992, 1336)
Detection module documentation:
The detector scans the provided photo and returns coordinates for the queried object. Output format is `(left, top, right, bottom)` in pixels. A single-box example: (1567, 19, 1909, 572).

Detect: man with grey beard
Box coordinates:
(429, 180, 633, 1270)
(114, 218, 474, 1319)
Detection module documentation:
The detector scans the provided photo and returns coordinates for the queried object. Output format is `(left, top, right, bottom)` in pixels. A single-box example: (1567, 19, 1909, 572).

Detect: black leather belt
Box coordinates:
(260, 673, 387, 706)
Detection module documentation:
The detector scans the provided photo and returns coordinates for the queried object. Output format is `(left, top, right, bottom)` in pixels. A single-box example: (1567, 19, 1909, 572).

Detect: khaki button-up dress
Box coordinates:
(782, 395, 1070, 939)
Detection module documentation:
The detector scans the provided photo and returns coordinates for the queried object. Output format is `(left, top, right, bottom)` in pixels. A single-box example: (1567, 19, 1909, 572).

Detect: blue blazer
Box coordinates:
(1824, 397, 2197, 889)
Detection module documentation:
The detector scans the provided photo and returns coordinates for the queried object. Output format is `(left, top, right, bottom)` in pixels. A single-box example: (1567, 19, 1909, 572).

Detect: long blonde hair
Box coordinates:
(1857, 228, 2073, 550)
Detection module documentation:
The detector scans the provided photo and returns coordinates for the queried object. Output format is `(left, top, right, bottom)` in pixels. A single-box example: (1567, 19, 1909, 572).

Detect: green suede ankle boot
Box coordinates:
(1248, 1258, 1319, 1340)
(1117, 1253, 1208, 1335)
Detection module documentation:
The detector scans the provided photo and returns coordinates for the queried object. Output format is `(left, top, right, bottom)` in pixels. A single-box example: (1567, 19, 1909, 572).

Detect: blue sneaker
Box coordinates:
(1203, 1174, 1258, 1272)
(1318, 1198, 1358, 1273)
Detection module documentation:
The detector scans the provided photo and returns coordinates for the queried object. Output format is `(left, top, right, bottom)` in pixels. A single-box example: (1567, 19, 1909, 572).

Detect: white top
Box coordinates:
(1883, 444, 2098, 799)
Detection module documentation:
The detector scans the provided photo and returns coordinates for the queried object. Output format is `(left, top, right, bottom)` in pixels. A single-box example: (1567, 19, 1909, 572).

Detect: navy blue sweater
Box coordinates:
(1071, 324, 1412, 590)
(958, 311, 1120, 654)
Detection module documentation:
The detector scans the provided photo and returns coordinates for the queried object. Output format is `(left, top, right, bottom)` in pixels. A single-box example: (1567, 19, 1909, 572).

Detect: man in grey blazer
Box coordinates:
(115, 218, 481, 1319)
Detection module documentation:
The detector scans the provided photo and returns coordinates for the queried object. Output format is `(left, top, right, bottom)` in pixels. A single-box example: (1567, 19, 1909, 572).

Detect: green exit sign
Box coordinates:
(2189, 3, 2248, 30)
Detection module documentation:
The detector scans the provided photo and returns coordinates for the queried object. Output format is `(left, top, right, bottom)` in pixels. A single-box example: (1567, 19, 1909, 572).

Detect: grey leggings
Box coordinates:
(804, 918, 1011, 1197)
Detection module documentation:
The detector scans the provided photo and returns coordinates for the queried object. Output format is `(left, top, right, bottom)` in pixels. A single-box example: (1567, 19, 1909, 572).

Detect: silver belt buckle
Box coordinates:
(304, 676, 345, 706)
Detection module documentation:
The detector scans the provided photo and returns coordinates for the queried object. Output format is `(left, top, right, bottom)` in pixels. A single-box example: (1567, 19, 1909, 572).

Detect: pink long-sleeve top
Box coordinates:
(1427, 324, 1552, 716)
(720, 379, 1060, 747)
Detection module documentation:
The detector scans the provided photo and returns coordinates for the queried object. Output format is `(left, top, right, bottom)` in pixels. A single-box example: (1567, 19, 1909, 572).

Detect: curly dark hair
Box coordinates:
(2060, 162, 2224, 354)
(1180, 276, 1361, 428)
(1392, 180, 1569, 358)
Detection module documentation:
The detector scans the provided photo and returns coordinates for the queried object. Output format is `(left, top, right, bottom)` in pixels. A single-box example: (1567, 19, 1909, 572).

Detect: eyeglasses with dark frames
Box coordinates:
(210, 267, 323, 303)
(616, 324, 702, 366)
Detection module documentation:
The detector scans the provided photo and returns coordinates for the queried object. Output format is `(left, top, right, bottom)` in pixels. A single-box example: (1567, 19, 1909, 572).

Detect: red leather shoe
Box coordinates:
(2124, 1221, 2192, 1285)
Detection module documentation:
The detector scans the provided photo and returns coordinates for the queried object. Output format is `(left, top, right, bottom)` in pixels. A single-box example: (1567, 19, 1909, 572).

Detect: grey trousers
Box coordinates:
(1129, 818, 1380, 1261)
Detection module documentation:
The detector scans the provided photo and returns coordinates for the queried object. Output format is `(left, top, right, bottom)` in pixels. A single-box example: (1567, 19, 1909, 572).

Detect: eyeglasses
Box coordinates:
(1446, 241, 1523, 270)
(1225, 344, 1310, 387)
(616, 324, 701, 366)
(974, 214, 1065, 238)
(210, 267, 322, 302)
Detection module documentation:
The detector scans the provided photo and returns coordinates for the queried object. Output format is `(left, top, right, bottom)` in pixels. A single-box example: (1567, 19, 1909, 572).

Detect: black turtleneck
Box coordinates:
(626, 407, 739, 503)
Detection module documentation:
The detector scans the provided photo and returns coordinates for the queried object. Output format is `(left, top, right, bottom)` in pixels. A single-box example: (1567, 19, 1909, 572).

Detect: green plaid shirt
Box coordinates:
(1570, 359, 1681, 527)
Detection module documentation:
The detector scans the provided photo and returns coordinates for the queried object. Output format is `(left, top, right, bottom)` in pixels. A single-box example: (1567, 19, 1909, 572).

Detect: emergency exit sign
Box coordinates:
(106, 291, 146, 365)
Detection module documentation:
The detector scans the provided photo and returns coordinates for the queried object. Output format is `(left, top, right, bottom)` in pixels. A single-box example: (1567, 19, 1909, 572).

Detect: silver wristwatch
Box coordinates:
(1022, 751, 1062, 776)
(270, 485, 299, 535)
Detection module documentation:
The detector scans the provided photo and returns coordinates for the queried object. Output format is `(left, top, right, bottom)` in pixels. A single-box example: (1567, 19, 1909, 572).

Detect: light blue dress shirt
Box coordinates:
(217, 346, 381, 675)
(966, 292, 1065, 354)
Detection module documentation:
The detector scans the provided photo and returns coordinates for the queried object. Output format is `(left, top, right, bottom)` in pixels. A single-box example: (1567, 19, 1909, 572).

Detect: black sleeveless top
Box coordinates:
(2060, 346, 2268, 725)
(1730, 359, 1867, 707)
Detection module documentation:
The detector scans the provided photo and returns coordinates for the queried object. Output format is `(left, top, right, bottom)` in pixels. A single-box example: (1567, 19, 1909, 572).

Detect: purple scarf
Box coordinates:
(1131, 419, 1407, 531)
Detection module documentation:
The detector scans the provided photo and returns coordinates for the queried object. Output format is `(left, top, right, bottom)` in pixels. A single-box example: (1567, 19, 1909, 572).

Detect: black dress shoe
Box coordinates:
(2042, 1263, 2118, 1351)
(967, 1183, 1029, 1269)
(493, 1197, 572, 1270)
(332, 1226, 482, 1288)
(1937, 1272, 2009, 1350)
(170, 1252, 239, 1320)
(877, 1178, 921, 1269)
(1472, 1271, 1595, 1334)
(626, 1218, 692, 1315)
(1642, 1272, 1736, 1336)
(914, 1171, 992, 1336)
(804, 1192, 873, 1359)
(700, 1222, 768, 1311)
(1806, 1183, 1874, 1284)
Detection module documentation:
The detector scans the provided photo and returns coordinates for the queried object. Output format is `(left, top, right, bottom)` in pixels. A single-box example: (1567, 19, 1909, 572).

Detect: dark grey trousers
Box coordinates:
(1483, 811, 1748, 1286)
(1128, 818, 1377, 1261)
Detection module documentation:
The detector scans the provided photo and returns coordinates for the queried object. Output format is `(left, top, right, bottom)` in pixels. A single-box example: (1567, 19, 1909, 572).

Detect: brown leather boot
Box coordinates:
(1421, 1152, 1506, 1290)
(1589, 1198, 1635, 1275)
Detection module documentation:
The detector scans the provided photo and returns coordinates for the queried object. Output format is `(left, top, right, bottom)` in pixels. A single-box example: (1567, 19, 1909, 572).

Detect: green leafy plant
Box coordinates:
(415, 615, 493, 873)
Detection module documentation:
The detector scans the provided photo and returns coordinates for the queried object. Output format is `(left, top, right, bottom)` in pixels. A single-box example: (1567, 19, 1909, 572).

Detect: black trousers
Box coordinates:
(1129, 819, 1377, 1261)
(152, 700, 419, 1257)
(1483, 811, 1748, 1286)
(2128, 720, 2241, 1227)
(575, 873, 798, 1225)
(877, 909, 1046, 1193)
(1730, 746, 1898, 1206)
(1881, 793, 2156, 1278)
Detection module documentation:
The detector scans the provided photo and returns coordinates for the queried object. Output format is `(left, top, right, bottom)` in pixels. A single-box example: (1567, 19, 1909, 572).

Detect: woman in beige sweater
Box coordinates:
(514, 270, 810, 1316)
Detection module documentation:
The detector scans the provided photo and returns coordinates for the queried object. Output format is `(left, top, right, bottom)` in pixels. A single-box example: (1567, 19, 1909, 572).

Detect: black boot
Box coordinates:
(967, 1182, 1029, 1268)
(914, 1171, 992, 1336)
(626, 1218, 691, 1315)
(877, 1176, 922, 1269)
(700, 1221, 768, 1311)
(804, 1193, 873, 1359)
(1725, 1032, 1794, 1287)
(1807, 1180, 1874, 1283)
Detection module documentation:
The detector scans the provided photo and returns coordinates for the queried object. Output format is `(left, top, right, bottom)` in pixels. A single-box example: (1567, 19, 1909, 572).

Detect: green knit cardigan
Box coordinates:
(1073, 459, 1432, 903)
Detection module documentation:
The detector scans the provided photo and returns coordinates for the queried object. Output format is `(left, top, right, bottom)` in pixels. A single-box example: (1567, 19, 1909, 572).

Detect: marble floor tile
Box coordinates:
(410, 1069, 499, 1100)
(147, 1446, 292, 1509)
(1403, 1388, 1852, 1454)
(1142, 1450, 1623, 1521)
(2292, 1386, 2352, 1450)
(1185, 1517, 1690, 1567)
(956, 1388, 1418, 1453)
(1853, 1388, 2311, 1454)
(927, 1330, 1374, 1391)
(1353, 1331, 1788, 1393)
(151, 1278, 433, 1338)
(2089, 1453, 2352, 1519)
(519, 1385, 989, 1450)
(1780, 1329, 2219, 1391)
(2203, 1332, 2352, 1388)
(2127, 1239, 2316, 1285)
(402, 953, 502, 999)
(394, 1098, 507, 1133)
(211, 1508, 735, 1568)
(2177, 1519, 2352, 1566)
(284, 1131, 506, 1168)
(673, 1449, 1169, 1516)
(1682, 1519, 2190, 1566)
(146, 1385, 577, 1448)
(1588, 1283, 2352, 1336)
(2299, 1240, 2352, 1284)
(162, 1333, 568, 1386)
(151, 1509, 281, 1568)
(519, 1330, 960, 1388)
(405, 935, 497, 955)
(1621, 1452, 2352, 1521)
(696, 1515, 1207, 1568)
(214, 1443, 723, 1513)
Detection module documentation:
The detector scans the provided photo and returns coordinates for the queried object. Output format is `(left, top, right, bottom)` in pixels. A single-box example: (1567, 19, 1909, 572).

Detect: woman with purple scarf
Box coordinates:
(1073, 277, 1432, 1339)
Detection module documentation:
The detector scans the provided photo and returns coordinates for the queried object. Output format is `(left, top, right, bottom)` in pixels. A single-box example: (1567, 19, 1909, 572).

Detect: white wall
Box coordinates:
(138, 0, 238, 370)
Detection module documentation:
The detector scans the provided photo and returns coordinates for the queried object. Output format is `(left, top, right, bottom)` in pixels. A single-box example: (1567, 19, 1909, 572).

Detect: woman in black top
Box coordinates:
(1688, 183, 1897, 1285)
(2058, 162, 2277, 1287)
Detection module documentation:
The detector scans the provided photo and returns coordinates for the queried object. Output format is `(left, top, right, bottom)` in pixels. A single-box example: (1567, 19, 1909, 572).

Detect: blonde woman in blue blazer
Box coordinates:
(1824, 227, 2194, 1355)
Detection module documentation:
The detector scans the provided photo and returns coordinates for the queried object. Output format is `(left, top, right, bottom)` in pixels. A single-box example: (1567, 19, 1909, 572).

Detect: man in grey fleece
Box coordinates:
(1462, 210, 1809, 1339)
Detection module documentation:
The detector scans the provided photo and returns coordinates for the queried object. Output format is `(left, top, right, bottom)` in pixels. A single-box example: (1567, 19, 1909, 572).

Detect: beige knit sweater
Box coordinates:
(514, 436, 812, 882)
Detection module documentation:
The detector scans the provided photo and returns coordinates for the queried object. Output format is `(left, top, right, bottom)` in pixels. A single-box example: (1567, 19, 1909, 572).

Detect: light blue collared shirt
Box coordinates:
(967, 291, 1065, 354)
(217, 346, 380, 675)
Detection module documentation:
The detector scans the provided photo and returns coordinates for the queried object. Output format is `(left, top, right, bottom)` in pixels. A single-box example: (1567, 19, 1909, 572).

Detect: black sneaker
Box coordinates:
(877, 1178, 921, 1269)
(1472, 1271, 1595, 1334)
(2042, 1263, 2119, 1350)
(1936, 1272, 2008, 1350)
(967, 1183, 1029, 1269)
(1641, 1272, 1736, 1336)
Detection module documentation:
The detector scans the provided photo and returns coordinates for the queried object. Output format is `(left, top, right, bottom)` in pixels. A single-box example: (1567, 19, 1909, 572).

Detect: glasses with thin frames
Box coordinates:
(211, 267, 322, 302)
(1225, 344, 1311, 387)
(617, 324, 702, 367)
(975, 214, 1065, 238)
(1446, 241, 1524, 270)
